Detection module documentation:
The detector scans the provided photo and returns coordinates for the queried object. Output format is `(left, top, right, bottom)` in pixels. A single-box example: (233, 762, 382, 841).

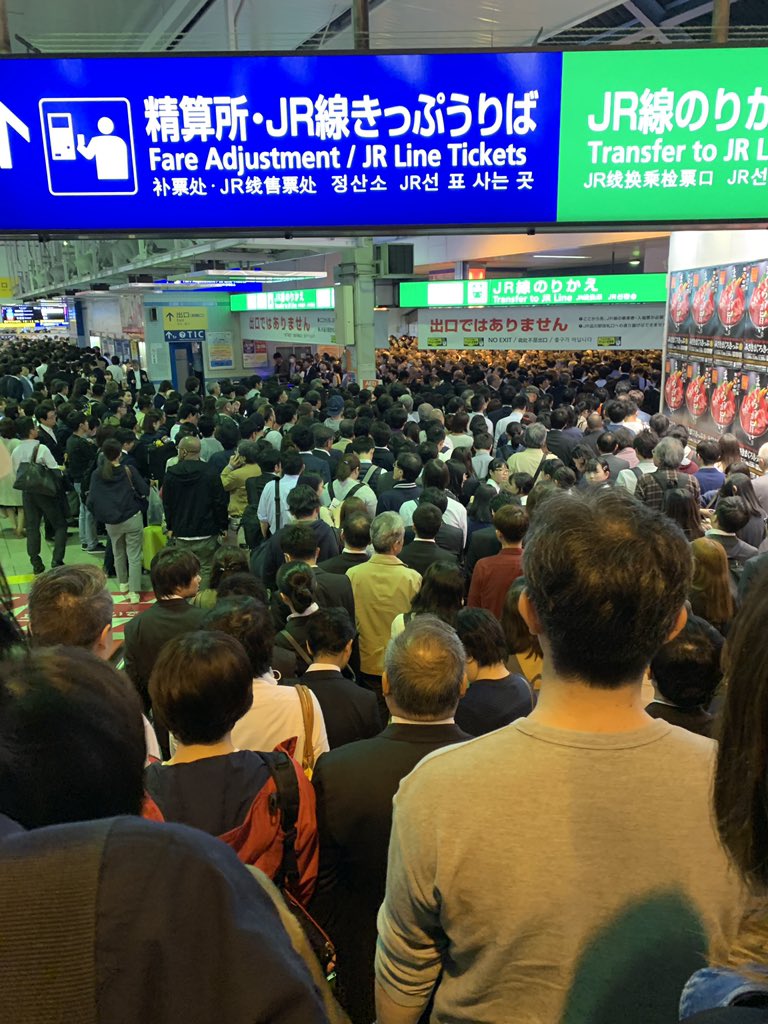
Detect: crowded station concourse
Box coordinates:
(2, 325, 768, 1024)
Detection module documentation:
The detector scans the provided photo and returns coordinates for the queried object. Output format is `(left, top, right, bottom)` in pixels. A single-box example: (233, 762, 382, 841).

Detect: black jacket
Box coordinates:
(0, 816, 330, 1024)
(372, 447, 395, 472)
(87, 462, 148, 525)
(36, 424, 65, 465)
(124, 599, 207, 711)
(310, 722, 471, 1023)
(163, 459, 228, 538)
(299, 451, 331, 484)
(376, 482, 421, 514)
(259, 519, 341, 590)
(65, 434, 98, 484)
(454, 674, 534, 737)
(317, 551, 369, 575)
(466, 525, 501, 576)
(399, 539, 458, 575)
(299, 669, 382, 749)
(546, 429, 580, 468)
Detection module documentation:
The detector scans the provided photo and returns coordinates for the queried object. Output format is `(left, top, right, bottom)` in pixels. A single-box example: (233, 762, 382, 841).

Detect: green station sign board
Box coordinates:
(558, 49, 768, 223)
(400, 274, 667, 308)
(231, 287, 335, 312)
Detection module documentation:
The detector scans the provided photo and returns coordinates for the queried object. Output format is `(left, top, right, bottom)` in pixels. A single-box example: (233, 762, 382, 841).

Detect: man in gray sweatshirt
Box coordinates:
(375, 488, 745, 1024)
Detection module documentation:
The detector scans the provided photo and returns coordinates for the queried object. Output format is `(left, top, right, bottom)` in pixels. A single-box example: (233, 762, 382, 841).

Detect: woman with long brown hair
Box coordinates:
(689, 537, 735, 636)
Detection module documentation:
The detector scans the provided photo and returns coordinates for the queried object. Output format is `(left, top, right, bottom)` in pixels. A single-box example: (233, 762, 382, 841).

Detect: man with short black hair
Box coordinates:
(258, 484, 340, 590)
(465, 491, 518, 577)
(311, 616, 470, 1024)
(170, 401, 200, 442)
(454, 607, 533, 736)
(616, 429, 659, 496)
(278, 520, 351, 622)
(706, 496, 760, 566)
(467, 505, 528, 618)
(257, 449, 303, 538)
(302, 607, 382, 749)
(319, 511, 372, 575)
(546, 407, 580, 467)
(647, 614, 723, 737)
(695, 439, 726, 495)
(376, 489, 743, 1024)
(376, 453, 422, 514)
(399, 503, 458, 575)
(292, 423, 330, 483)
(123, 547, 206, 727)
(493, 392, 528, 443)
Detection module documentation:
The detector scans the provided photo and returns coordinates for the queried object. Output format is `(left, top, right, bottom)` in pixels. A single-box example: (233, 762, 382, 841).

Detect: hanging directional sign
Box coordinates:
(0, 49, 767, 232)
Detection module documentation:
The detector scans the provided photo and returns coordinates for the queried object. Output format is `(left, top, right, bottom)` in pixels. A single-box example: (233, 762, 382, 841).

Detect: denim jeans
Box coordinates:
(105, 512, 143, 594)
(681, 967, 768, 1018)
(74, 481, 97, 549)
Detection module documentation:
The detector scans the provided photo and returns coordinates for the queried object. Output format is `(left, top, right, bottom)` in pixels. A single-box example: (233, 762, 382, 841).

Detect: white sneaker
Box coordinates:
(128, 592, 141, 604)
(118, 583, 129, 594)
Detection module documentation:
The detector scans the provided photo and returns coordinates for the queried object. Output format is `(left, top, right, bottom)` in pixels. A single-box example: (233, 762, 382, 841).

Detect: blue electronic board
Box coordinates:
(0, 52, 563, 233)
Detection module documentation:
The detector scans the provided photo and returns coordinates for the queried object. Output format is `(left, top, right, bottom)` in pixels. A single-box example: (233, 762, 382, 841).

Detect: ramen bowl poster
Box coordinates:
(669, 259, 768, 345)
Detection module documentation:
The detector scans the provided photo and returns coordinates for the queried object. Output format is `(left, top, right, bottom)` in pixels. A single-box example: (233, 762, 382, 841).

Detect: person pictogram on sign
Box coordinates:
(76, 117, 129, 180)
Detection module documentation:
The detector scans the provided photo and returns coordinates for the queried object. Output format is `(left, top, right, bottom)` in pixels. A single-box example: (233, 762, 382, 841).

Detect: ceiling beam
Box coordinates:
(623, 0, 671, 42)
(141, 0, 211, 50)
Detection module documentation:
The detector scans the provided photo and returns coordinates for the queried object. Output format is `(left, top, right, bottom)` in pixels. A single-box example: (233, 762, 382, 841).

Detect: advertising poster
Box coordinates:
(242, 339, 268, 368)
(665, 257, 768, 463)
(206, 331, 234, 370)
(119, 292, 146, 340)
(417, 303, 664, 351)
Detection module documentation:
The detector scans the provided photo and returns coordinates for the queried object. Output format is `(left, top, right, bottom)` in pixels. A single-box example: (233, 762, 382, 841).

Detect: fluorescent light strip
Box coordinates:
(531, 254, 590, 260)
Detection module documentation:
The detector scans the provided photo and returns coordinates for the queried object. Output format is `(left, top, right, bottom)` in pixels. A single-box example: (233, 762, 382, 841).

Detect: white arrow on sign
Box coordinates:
(0, 101, 30, 170)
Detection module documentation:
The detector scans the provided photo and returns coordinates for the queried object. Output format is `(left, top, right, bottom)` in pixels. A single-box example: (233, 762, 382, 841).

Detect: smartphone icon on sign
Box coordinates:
(47, 113, 76, 160)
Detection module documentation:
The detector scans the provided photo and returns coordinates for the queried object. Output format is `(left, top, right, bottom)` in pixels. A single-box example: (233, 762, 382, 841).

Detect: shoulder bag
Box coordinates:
(14, 445, 59, 498)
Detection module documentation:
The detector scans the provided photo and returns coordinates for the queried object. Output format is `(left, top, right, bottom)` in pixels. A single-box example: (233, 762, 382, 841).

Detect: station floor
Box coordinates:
(0, 515, 152, 642)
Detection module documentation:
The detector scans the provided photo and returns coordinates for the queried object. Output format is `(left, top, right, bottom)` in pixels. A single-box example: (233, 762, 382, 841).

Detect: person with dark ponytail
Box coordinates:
(274, 562, 320, 673)
(87, 438, 148, 604)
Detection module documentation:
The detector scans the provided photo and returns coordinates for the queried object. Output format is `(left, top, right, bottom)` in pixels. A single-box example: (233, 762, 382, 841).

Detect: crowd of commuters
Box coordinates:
(1, 334, 768, 1022)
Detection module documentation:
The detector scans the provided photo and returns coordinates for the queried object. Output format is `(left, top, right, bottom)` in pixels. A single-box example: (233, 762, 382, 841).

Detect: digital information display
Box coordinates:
(1, 301, 69, 327)
(0, 48, 765, 232)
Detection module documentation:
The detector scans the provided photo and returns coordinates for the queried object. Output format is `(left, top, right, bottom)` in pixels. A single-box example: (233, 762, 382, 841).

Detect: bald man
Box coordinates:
(162, 434, 228, 587)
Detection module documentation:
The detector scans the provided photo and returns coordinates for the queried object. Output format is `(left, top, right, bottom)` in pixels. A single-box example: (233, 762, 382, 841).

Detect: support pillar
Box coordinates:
(0, 0, 10, 55)
(336, 240, 377, 383)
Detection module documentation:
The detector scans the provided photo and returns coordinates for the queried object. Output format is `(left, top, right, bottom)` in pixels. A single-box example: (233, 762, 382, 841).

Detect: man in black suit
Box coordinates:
(546, 407, 581, 468)
(312, 424, 342, 475)
(257, 485, 341, 590)
(581, 412, 606, 453)
(35, 401, 66, 465)
(400, 502, 458, 575)
(376, 453, 422, 514)
(123, 548, 206, 750)
(310, 616, 470, 1024)
(371, 421, 395, 471)
(292, 423, 330, 484)
(299, 608, 382, 748)
(465, 492, 518, 576)
(318, 511, 371, 575)
(596, 432, 631, 483)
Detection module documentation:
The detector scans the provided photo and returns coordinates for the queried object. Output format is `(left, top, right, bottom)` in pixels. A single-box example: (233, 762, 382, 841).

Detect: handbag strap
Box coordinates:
(31, 444, 40, 465)
(278, 628, 313, 666)
(295, 685, 315, 776)
(123, 464, 136, 494)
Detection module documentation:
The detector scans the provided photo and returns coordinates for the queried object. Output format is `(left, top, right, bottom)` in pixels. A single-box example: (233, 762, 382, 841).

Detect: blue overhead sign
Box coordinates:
(0, 52, 562, 233)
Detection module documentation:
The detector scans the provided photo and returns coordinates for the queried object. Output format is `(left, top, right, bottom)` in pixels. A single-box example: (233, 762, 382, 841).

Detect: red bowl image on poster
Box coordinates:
(749, 276, 768, 338)
(711, 380, 737, 428)
(685, 375, 708, 418)
(669, 281, 690, 327)
(718, 276, 745, 333)
(692, 278, 716, 329)
(665, 370, 685, 411)
(740, 386, 768, 441)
